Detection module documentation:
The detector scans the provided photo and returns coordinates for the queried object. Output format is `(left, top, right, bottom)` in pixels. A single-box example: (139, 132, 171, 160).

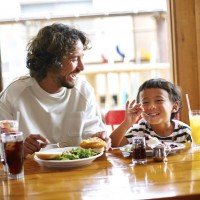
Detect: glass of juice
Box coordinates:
(1, 132, 24, 180)
(132, 136, 147, 164)
(189, 110, 200, 148)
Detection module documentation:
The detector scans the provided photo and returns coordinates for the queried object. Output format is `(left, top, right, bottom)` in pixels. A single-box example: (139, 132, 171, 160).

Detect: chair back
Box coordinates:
(105, 110, 126, 131)
(105, 110, 180, 131)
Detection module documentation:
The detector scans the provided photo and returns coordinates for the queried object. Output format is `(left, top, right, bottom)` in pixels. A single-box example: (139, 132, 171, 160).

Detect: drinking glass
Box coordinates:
(132, 136, 147, 164)
(189, 110, 200, 148)
(0, 120, 19, 172)
(1, 132, 24, 180)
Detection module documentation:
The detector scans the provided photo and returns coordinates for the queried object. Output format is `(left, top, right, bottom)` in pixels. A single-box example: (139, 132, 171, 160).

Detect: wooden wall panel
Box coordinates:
(195, 0, 200, 98)
(169, 0, 200, 124)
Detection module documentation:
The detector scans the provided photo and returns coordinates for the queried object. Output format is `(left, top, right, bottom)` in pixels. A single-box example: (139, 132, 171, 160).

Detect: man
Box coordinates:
(0, 23, 111, 157)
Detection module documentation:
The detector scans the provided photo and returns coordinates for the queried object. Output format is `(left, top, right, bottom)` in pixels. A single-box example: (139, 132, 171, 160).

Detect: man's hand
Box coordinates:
(24, 134, 49, 158)
(92, 131, 112, 151)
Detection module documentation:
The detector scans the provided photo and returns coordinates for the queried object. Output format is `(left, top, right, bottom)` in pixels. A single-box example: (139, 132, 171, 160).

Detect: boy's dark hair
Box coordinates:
(136, 78, 182, 120)
(26, 23, 90, 82)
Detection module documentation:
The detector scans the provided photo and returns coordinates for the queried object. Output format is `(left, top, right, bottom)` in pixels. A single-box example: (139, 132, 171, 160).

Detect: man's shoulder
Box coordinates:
(1, 75, 33, 96)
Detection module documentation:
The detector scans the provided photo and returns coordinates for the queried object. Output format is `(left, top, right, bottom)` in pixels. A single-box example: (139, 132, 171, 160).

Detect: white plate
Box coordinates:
(119, 142, 185, 157)
(34, 147, 104, 168)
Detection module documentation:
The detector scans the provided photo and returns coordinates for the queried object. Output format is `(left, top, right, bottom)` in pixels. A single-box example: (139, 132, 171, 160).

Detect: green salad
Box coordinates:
(54, 148, 98, 160)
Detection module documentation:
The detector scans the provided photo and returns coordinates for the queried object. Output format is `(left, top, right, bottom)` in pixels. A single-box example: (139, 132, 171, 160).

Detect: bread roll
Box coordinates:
(35, 152, 62, 160)
(80, 137, 107, 153)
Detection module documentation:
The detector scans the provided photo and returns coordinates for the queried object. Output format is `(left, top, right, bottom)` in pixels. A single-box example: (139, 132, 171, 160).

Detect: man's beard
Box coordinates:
(55, 73, 76, 89)
(54, 69, 80, 89)
(60, 78, 74, 89)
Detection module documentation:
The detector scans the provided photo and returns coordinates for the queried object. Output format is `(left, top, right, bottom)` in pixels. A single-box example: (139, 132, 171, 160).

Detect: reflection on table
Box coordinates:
(1, 143, 200, 200)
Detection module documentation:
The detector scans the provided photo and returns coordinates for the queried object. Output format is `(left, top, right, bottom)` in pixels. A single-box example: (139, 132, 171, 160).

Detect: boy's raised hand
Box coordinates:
(125, 100, 144, 125)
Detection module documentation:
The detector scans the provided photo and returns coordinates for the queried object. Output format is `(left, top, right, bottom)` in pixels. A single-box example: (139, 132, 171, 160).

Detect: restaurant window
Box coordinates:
(0, 0, 170, 111)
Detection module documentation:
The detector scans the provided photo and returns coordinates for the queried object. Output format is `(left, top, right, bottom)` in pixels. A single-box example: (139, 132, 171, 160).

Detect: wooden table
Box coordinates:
(1, 144, 200, 200)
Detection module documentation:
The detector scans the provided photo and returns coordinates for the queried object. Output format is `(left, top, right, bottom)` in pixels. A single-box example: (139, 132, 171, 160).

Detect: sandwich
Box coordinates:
(80, 137, 107, 153)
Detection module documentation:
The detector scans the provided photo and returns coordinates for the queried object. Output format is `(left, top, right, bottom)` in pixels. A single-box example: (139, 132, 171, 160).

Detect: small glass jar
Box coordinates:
(132, 136, 147, 164)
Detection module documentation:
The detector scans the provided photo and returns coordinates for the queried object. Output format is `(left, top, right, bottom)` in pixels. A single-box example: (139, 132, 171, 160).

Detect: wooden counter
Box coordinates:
(1, 144, 200, 200)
